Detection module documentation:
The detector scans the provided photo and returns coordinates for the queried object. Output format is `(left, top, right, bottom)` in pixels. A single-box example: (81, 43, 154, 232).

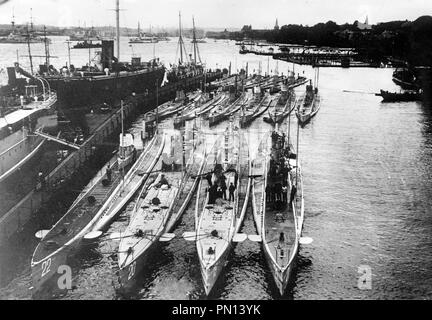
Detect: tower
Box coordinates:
(274, 18, 279, 30)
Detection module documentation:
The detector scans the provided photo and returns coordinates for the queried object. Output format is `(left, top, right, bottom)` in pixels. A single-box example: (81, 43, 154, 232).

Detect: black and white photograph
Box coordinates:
(0, 0, 431, 305)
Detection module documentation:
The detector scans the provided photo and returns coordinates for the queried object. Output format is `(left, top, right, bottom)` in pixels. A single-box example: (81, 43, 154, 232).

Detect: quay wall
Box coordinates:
(0, 71, 223, 245)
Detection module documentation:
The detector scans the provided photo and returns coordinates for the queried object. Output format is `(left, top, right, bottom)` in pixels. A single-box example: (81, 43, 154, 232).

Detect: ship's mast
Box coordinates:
(26, 24, 34, 74)
(192, 16, 197, 64)
(155, 78, 159, 132)
(30, 8, 34, 34)
(44, 25, 50, 67)
(11, 8, 15, 33)
(267, 55, 270, 76)
(121, 100, 124, 146)
(179, 12, 184, 64)
(66, 40, 72, 68)
(295, 115, 300, 189)
(192, 16, 202, 65)
(287, 100, 291, 142)
(116, 0, 120, 61)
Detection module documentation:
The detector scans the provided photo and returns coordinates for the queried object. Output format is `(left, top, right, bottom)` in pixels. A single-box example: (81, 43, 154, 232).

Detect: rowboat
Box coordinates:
(263, 88, 296, 124)
(251, 129, 304, 295)
(377, 89, 422, 102)
(295, 81, 321, 125)
(30, 131, 145, 294)
(117, 131, 206, 289)
(194, 123, 250, 295)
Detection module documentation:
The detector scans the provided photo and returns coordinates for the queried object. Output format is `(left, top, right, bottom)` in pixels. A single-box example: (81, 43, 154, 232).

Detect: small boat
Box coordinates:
(129, 22, 159, 44)
(30, 130, 142, 294)
(117, 131, 206, 289)
(392, 68, 420, 91)
(263, 88, 296, 124)
(72, 40, 102, 49)
(295, 80, 320, 125)
(240, 90, 273, 128)
(194, 123, 250, 295)
(129, 36, 159, 43)
(376, 89, 422, 102)
(251, 128, 304, 295)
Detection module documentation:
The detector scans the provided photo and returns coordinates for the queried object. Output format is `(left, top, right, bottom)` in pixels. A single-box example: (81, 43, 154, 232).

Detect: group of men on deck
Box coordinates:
(266, 131, 297, 207)
(205, 164, 238, 204)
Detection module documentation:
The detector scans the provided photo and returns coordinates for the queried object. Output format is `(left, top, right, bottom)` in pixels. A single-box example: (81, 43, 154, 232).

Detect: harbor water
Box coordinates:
(1, 38, 431, 299)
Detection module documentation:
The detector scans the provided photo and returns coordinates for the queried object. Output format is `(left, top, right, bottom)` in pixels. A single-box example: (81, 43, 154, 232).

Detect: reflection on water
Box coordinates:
(1, 39, 432, 299)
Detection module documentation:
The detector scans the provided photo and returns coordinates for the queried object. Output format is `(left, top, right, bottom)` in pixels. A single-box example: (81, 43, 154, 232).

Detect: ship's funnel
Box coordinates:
(7, 67, 16, 86)
(39, 64, 48, 75)
(101, 40, 115, 70)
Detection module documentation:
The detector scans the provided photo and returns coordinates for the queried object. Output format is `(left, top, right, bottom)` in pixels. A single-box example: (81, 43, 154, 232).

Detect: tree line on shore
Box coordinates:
(207, 16, 432, 67)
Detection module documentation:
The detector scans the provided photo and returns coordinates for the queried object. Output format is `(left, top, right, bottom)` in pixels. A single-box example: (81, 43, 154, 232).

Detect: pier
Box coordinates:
(273, 52, 380, 68)
(238, 44, 380, 68)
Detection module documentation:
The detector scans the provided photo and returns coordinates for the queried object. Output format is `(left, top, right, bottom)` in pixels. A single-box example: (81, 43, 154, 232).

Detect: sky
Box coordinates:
(0, 0, 430, 29)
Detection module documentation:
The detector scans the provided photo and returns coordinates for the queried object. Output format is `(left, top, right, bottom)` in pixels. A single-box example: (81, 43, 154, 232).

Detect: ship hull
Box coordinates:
(263, 245, 297, 296)
(379, 90, 421, 102)
(31, 240, 75, 296)
(0, 134, 45, 183)
(44, 68, 165, 110)
(118, 241, 159, 291)
(200, 248, 229, 295)
(392, 77, 419, 91)
(0, 97, 57, 183)
(30, 154, 137, 296)
(208, 113, 227, 126)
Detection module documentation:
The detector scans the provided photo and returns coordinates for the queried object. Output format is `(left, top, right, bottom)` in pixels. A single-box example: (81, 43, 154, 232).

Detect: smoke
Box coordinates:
(0, 0, 11, 5)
